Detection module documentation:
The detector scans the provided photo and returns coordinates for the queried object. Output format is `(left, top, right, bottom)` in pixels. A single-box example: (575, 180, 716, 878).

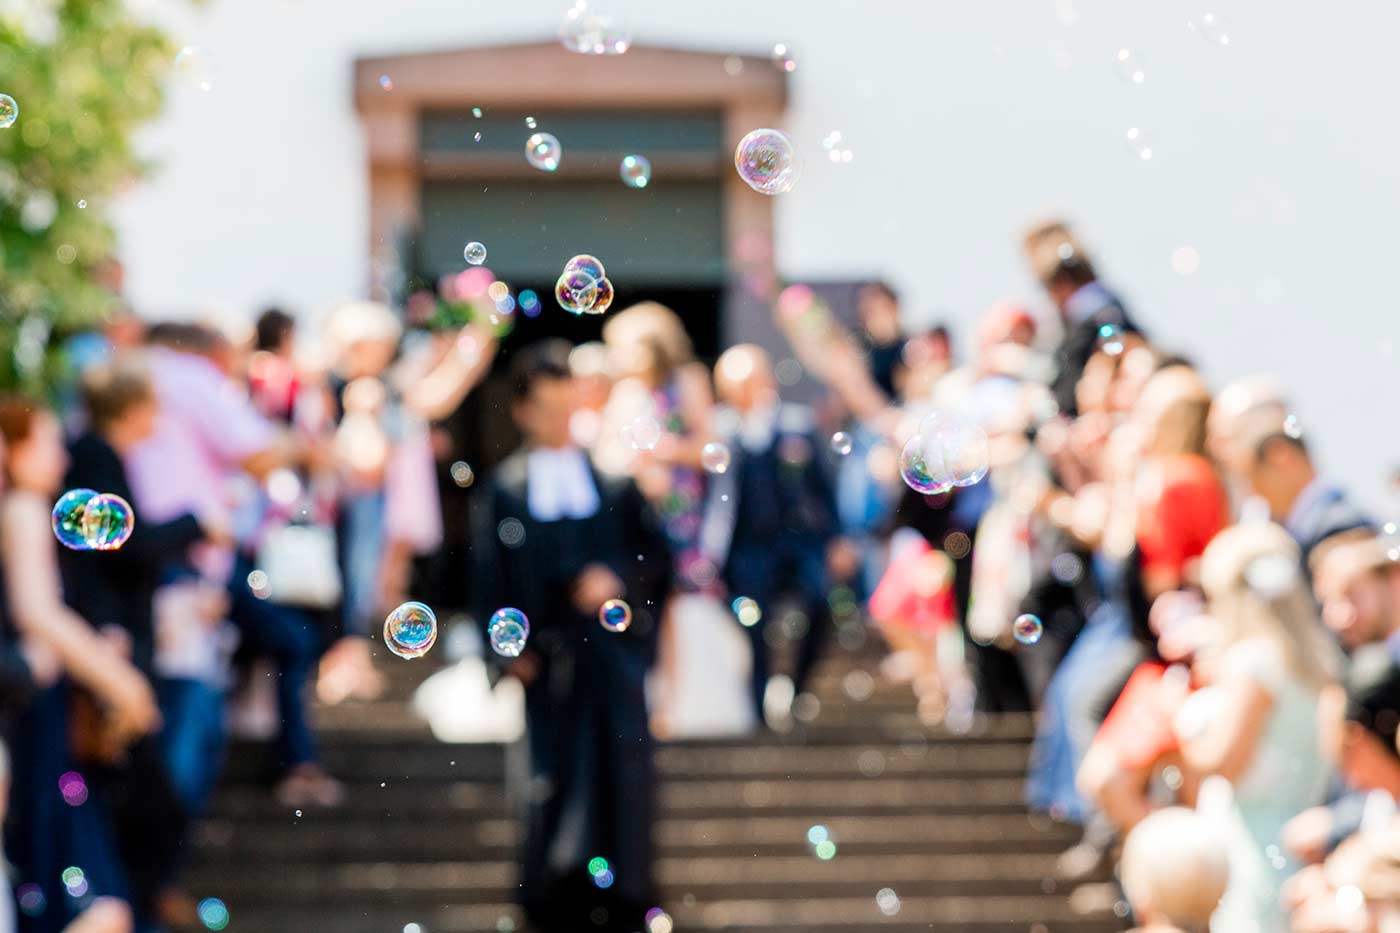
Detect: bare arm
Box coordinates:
(1178, 673, 1275, 782)
(403, 327, 498, 423)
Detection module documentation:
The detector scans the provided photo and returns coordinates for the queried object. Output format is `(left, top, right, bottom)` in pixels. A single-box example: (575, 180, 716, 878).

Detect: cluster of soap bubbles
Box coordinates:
(620, 154, 651, 189)
(898, 410, 990, 495)
(587, 855, 614, 889)
(525, 132, 562, 172)
(489, 607, 530, 657)
(51, 489, 135, 551)
(0, 94, 17, 129)
(559, 1, 631, 55)
(1013, 613, 1044, 645)
(197, 897, 230, 931)
(383, 601, 438, 660)
(555, 254, 615, 315)
(463, 241, 487, 265)
(599, 598, 632, 633)
(806, 824, 837, 861)
(734, 128, 800, 195)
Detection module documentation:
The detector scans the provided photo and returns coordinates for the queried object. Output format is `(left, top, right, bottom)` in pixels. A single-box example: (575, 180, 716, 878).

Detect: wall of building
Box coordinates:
(112, 0, 1400, 509)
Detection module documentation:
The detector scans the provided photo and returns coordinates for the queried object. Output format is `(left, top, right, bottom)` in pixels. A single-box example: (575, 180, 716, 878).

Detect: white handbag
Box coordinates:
(257, 523, 343, 608)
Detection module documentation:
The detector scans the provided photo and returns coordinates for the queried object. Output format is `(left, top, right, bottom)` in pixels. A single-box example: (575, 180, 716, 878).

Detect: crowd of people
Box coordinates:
(1, 216, 1399, 933)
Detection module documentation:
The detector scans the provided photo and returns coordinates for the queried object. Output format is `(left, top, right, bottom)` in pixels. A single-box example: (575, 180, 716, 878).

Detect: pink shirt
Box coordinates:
(126, 347, 275, 575)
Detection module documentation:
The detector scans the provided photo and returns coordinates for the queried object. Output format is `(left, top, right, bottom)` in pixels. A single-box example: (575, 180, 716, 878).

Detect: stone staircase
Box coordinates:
(180, 639, 1123, 933)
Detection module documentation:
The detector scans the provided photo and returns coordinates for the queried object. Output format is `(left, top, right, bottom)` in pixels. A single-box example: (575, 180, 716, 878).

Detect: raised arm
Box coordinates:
(403, 326, 498, 423)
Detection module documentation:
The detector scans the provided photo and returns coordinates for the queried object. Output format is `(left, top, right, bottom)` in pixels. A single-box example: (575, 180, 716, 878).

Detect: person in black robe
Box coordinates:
(471, 341, 670, 933)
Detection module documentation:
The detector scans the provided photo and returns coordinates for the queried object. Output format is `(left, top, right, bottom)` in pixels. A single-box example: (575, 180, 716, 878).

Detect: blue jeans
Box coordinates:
(228, 555, 322, 770)
(156, 678, 227, 816)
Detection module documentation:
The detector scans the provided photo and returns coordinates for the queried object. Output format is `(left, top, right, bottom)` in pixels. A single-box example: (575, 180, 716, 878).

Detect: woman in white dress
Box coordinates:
(1174, 522, 1346, 933)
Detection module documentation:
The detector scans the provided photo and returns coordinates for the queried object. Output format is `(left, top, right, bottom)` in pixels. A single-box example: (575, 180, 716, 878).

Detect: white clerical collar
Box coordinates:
(738, 403, 778, 452)
(526, 446, 600, 521)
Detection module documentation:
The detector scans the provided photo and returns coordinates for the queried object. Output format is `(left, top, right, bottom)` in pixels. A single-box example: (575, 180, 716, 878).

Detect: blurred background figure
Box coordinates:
(1120, 806, 1230, 933)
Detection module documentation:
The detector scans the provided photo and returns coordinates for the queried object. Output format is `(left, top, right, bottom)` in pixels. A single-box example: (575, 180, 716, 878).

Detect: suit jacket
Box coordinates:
(702, 404, 839, 572)
(60, 432, 205, 674)
(1051, 285, 1141, 417)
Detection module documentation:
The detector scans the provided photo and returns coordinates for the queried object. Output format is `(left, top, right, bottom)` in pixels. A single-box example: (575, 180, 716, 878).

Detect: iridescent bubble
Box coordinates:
(592, 868, 615, 889)
(59, 771, 88, 807)
(197, 897, 230, 931)
(558, 0, 632, 55)
(586, 277, 615, 315)
(565, 254, 606, 281)
(599, 598, 632, 633)
(519, 290, 542, 316)
(525, 132, 562, 172)
(1124, 126, 1153, 161)
(555, 270, 599, 313)
(62, 866, 87, 897)
(0, 94, 17, 129)
(378, 74, 394, 91)
(734, 128, 801, 195)
(701, 442, 732, 474)
(918, 410, 990, 487)
(771, 43, 796, 72)
(588, 856, 609, 876)
(247, 570, 271, 599)
(52, 488, 98, 550)
(628, 416, 662, 451)
(489, 607, 530, 658)
(1013, 613, 1044, 645)
(830, 432, 853, 456)
(899, 436, 952, 495)
(81, 493, 135, 550)
(1113, 48, 1145, 85)
(1188, 12, 1230, 46)
(383, 601, 438, 660)
(620, 154, 651, 189)
(173, 46, 213, 92)
(732, 596, 762, 627)
(464, 241, 487, 265)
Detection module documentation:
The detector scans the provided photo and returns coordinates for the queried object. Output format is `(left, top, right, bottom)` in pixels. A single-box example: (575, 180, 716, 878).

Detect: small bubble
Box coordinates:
(378, 74, 393, 91)
(463, 241, 487, 265)
(875, 887, 902, 917)
(450, 461, 475, 487)
(525, 116, 537, 129)
(830, 432, 854, 456)
(732, 597, 762, 627)
(1125, 126, 1154, 161)
(701, 442, 731, 474)
(383, 601, 438, 660)
(734, 128, 800, 195)
(771, 43, 796, 72)
(76, 199, 87, 209)
(0, 94, 17, 129)
(488, 607, 530, 657)
(1013, 613, 1044, 645)
(599, 598, 632, 633)
(472, 107, 483, 118)
(1113, 48, 1145, 85)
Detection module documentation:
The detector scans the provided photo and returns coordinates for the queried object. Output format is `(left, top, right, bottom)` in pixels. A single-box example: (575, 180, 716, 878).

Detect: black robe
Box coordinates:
(471, 450, 670, 931)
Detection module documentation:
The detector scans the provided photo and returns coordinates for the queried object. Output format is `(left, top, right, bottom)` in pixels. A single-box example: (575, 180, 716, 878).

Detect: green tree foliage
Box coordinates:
(0, 0, 173, 390)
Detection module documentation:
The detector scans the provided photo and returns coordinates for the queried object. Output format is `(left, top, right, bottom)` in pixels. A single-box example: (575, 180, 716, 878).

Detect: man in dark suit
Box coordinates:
(472, 341, 670, 933)
(701, 344, 853, 725)
(1022, 219, 1142, 417)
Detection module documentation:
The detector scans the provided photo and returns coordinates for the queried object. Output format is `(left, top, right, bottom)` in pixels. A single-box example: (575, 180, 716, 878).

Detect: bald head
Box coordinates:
(715, 344, 776, 413)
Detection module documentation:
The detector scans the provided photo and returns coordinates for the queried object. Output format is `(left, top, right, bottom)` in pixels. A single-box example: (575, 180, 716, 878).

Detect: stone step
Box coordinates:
(191, 812, 1080, 863)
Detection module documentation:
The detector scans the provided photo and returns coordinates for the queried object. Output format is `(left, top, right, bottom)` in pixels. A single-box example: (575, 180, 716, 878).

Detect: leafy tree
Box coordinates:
(0, 0, 173, 390)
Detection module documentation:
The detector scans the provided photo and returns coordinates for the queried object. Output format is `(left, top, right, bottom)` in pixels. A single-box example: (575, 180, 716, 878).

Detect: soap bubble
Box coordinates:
(81, 493, 135, 550)
(917, 410, 990, 487)
(620, 154, 651, 188)
(627, 416, 662, 451)
(383, 601, 438, 660)
(734, 128, 800, 195)
(555, 269, 599, 313)
(173, 46, 213, 92)
(1188, 12, 1230, 46)
(807, 824, 829, 845)
(587, 277, 615, 314)
(464, 241, 487, 265)
(559, 1, 631, 55)
(1113, 48, 1145, 85)
(899, 436, 952, 495)
(1013, 613, 1044, 645)
(565, 254, 606, 281)
(489, 607, 530, 657)
(525, 132, 562, 172)
(450, 461, 475, 487)
(0, 94, 17, 129)
(732, 596, 762, 627)
(1124, 126, 1153, 161)
(875, 888, 902, 917)
(771, 43, 797, 72)
(830, 432, 853, 456)
(599, 598, 632, 633)
(52, 488, 98, 550)
(197, 897, 230, 931)
(701, 442, 732, 474)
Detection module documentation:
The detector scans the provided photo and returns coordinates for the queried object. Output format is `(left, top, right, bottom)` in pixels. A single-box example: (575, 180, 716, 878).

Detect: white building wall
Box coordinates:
(113, 0, 1400, 510)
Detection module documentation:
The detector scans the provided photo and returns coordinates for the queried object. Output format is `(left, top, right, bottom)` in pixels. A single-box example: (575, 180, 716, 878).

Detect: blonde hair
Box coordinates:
(1137, 364, 1211, 458)
(601, 302, 694, 378)
(1201, 522, 1342, 688)
(1121, 807, 1229, 931)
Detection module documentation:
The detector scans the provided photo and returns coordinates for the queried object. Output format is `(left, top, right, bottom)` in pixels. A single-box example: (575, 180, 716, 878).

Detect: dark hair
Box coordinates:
(1347, 659, 1400, 763)
(0, 395, 43, 449)
(255, 308, 296, 353)
(145, 321, 225, 355)
(861, 281, 899, 305)
(82, 353, 155, 432)
(509, 340, 573, 400)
